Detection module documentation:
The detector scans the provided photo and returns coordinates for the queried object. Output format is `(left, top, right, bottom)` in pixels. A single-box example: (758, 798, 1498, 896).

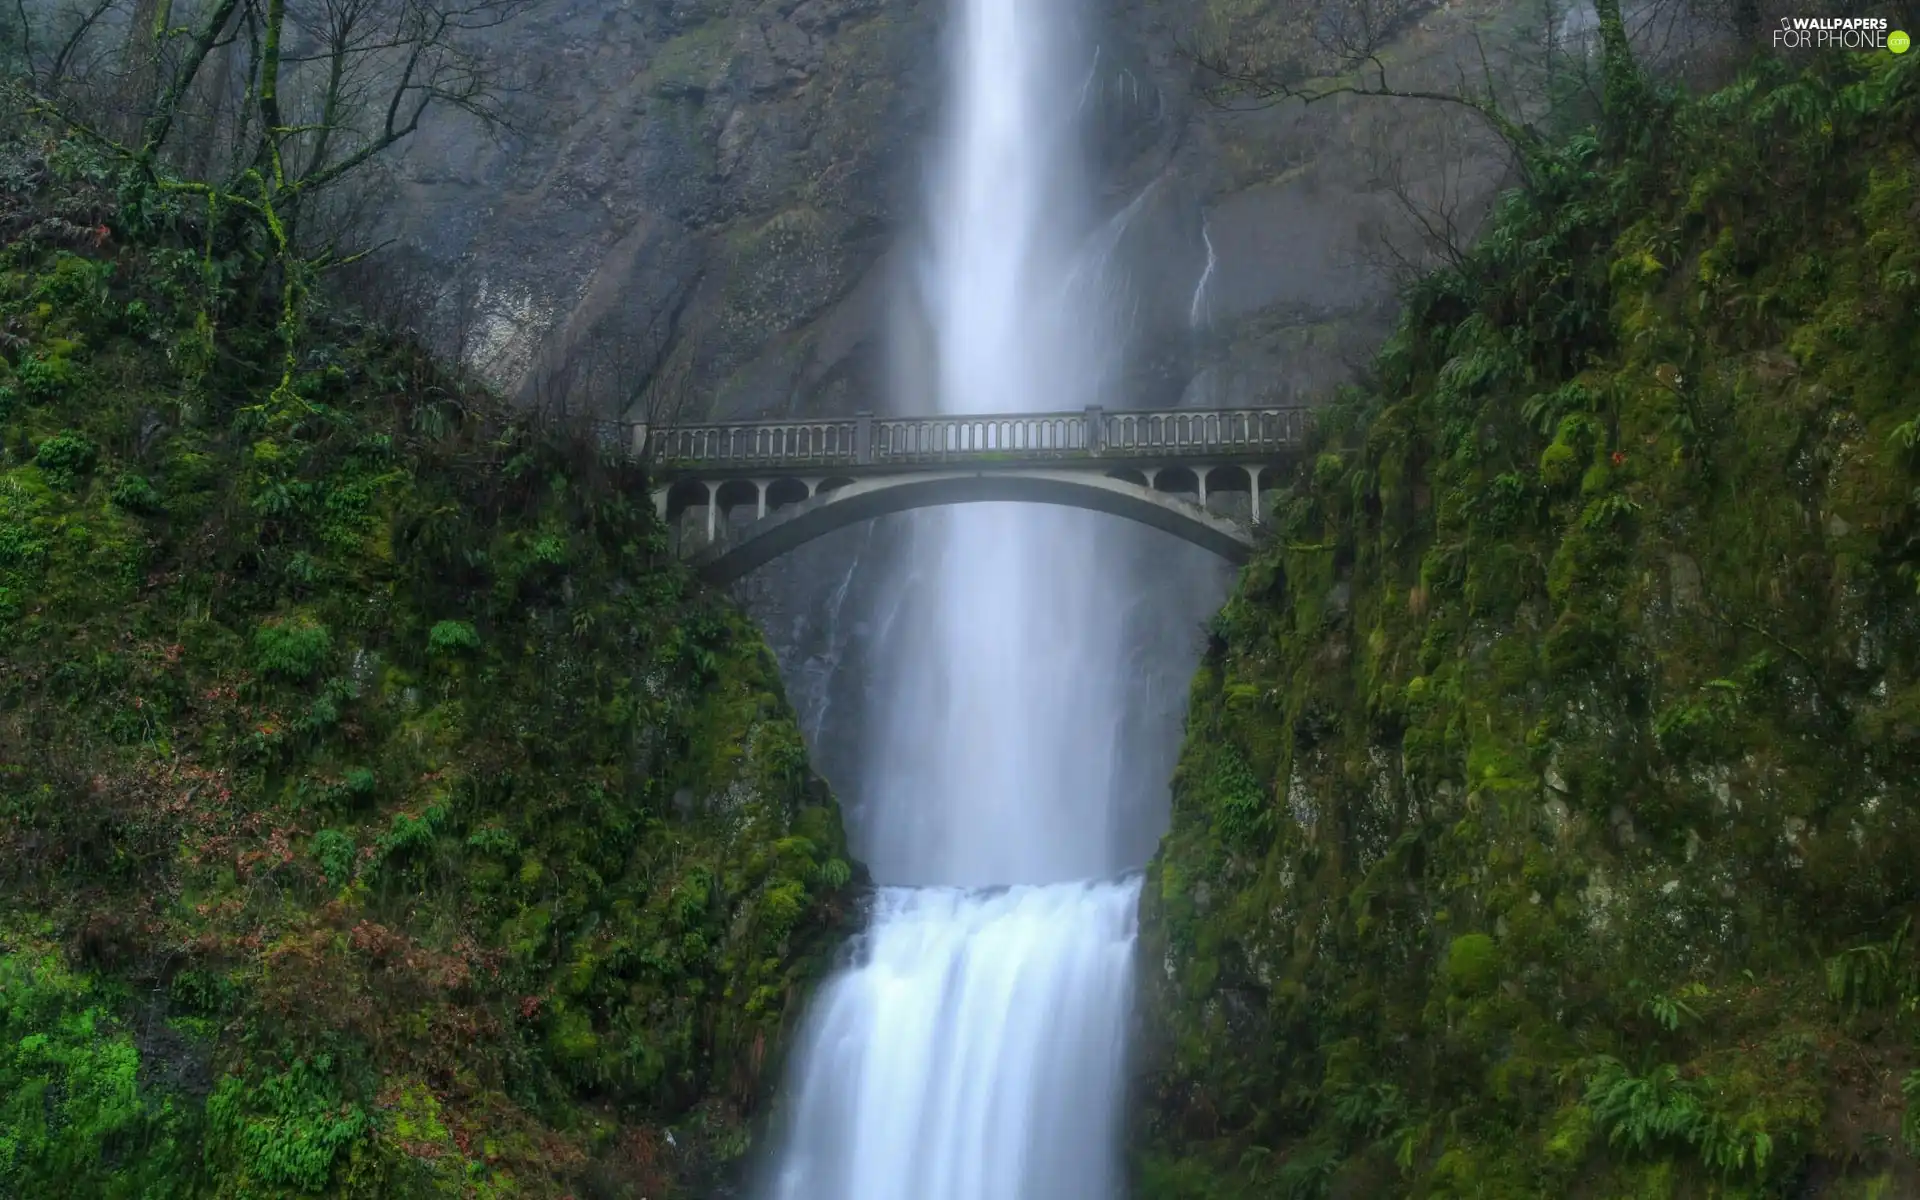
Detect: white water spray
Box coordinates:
(763, 0, 1156, 1195)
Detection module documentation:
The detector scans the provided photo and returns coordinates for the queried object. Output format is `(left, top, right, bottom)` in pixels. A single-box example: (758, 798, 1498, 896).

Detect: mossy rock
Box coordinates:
(1135, 51, 1920, 1200)
(0, 108, 863, 1198)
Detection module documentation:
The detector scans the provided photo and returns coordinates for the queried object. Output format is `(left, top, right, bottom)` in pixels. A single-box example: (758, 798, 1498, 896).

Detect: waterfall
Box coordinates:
(761, 0, 1163, 1195)
(766, 881, 1141, 1200)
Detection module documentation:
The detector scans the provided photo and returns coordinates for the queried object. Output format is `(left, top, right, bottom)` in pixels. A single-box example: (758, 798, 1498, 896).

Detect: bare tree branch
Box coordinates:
(12, 0, 546, 412)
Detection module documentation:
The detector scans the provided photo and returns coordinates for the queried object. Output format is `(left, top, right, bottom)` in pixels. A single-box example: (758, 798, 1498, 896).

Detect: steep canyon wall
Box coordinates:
(382, 0, 1521, 797)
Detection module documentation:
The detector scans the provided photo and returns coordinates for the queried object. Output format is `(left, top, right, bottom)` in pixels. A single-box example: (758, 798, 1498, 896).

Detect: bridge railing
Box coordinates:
(645, 419, 861, 468)
(871, 413, 1089, 462)
(633, 405, 1311, 471)
(1101, 407, 1310, 454)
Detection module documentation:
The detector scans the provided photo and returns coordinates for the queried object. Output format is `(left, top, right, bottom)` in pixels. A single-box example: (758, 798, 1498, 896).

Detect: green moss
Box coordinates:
(1445, 933, 1501, 994)
(0, 103, 861, 1198)
(0, 947, 202, 1195)
(1137, 52, 1920, 1200)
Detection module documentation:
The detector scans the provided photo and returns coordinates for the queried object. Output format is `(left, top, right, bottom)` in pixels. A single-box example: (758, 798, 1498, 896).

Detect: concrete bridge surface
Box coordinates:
(607, 405, 1313, 584)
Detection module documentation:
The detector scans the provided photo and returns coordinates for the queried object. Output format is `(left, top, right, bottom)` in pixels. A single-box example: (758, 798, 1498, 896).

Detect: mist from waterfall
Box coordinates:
(761, 0, 1170, 1196)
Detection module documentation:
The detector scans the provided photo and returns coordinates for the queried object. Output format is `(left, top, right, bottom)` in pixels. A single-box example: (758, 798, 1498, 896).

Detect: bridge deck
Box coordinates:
(613, 404, 1312, 478)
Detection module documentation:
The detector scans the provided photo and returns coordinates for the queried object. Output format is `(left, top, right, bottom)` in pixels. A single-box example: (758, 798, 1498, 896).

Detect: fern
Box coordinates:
(206, 1057, 369, 1191)
(1587, 1058, 1704, 1154)
(1585, 1057, 1779, 1179)
(1825, 917, 1915, 1014)
(1329, 1081, 1407, 1142)
(1271, 1141, 1340, 1199)
(1893, 419, 1919, 469)
(1207, 747, 1271, 849)
(1644, 982, 1709, 1032)
(1581, 492, 1643, 530)
(1695, 1111, 1774, 1176)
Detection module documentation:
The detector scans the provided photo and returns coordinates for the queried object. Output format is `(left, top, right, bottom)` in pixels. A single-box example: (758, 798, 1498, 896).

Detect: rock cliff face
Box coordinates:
(1131, 50, 1920, 1198)
(387, 0, 941, 421)
(380, 0, 1522, 805)
(390, 0, 1511, 424)
(0, 120, 861, 1196)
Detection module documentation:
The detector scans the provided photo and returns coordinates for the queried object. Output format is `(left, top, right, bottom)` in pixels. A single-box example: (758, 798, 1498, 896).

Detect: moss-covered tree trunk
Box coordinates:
(1592, 0, 1647, 137)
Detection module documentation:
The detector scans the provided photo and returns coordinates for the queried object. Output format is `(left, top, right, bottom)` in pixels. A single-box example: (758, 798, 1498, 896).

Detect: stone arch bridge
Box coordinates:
(614, 405, 1312, 584)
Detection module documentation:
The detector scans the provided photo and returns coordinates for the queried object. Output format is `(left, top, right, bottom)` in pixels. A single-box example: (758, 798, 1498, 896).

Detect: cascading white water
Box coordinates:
(762, 0, 1154, 1196)
(766, 881, 1141, 1200)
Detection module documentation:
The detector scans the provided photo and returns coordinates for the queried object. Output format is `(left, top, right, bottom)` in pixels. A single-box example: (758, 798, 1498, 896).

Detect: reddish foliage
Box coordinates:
(608, 1126, 674, 1196)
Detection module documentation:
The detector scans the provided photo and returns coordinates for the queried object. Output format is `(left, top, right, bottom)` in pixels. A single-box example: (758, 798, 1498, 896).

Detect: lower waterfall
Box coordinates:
(765, 880, 1142, 1200)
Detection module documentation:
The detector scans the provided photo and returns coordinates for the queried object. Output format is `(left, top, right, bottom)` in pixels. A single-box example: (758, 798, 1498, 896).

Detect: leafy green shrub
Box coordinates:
(1586, 1059, 1705, 1155)
(466, 826, 519, 857)
(30, 252, 115, 316)
(252, 616, 332, 681)
(427, 619, 481, 655)
(310, 829, 356, 887)
(1824, 918, 1916, 1014)
(530, 534, 566, 565)
(0, 519, 50, 571)
(168, 969, 236, 1017)
(108, 473, 164, 514)
(1651, 679, 1745, 762)
(377, 804, 446, 862)
(13, 354, 76, 403)
(33, 431, 98, 487)
(1585, 1057, 1778, 1179)
(1313, 452, 1346, 492)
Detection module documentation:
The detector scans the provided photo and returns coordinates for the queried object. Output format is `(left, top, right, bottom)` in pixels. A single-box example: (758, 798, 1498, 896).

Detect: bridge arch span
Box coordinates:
(683, 469, 1256, 585)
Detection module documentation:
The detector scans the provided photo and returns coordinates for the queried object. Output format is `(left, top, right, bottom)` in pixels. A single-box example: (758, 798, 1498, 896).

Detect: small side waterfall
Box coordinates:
(1190, 218, 1217, 330)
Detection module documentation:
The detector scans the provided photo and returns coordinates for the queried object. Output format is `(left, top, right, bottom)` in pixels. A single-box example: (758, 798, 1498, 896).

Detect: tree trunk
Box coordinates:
(1591, 0, 1646, 135)
(115, 0, 162, 142)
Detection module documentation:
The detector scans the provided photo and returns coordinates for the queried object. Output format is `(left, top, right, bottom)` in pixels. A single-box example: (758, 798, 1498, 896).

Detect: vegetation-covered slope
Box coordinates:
(0, 117, 857, 1197)
(1134, 50, 1920, 1199)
